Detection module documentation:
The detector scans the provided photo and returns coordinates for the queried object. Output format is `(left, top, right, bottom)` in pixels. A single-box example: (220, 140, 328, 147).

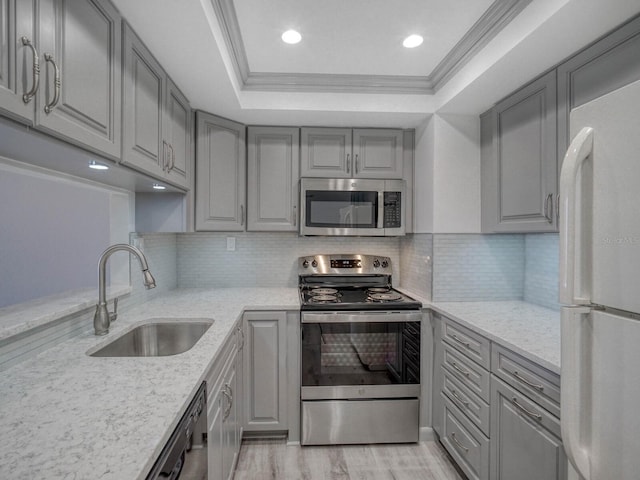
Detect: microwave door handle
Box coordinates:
(378, 191, 384, 229)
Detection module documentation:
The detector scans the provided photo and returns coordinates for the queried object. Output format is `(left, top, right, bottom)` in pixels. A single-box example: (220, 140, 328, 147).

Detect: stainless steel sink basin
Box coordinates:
(89, 319, 214, 357)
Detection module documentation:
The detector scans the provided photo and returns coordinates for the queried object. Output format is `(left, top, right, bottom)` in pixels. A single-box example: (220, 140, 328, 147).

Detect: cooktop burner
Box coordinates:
(310, 288, 339, 296)
(367, 292, 403, 302)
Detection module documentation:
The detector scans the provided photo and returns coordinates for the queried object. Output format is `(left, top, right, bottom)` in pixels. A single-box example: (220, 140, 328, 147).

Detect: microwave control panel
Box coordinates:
(383, 192, 402, 228)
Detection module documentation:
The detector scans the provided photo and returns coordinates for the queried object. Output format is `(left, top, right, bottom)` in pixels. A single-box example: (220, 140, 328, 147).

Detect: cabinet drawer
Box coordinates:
(442, 343, 491, 403)
(441, 395, 490, 480)
(441, 316, 490, 369)
(442, 367, 490, 437)
(492, 344, 560, 417)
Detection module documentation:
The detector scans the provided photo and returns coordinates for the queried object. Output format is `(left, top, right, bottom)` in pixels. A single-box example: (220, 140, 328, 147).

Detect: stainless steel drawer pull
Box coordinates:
(451, 334, 470, 348)
(355, 154, 359, 174)
(21, 37, 40, 103)
(450, 432, 469, 453)
(346, 154, 350, 174)
(512, 397, 542, 420)
(43, 53, 61, 114)
(513, 370, 544, 391)
(451, 389, 469, 407)
(451, 362, 471, 377)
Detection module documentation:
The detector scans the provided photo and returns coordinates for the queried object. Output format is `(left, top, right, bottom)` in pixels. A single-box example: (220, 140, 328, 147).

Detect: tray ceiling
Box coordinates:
(213, 0, 532, 93)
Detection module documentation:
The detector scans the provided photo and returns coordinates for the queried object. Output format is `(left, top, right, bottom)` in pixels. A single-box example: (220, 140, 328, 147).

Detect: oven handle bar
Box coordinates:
(301, 311, 422, 324)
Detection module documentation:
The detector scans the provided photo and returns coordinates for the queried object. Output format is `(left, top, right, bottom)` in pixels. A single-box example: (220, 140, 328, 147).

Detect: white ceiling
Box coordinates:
(234, 0, 493, 77)
(111, 0, 640, 127)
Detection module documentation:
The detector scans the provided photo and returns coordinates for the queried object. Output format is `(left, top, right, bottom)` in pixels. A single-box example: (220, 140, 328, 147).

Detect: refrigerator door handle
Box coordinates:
(559, 127, 593, 305)
(561, 307, 593, 480)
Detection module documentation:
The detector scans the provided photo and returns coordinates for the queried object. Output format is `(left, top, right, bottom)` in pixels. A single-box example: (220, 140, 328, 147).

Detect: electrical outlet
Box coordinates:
(226, 237, 236, 251)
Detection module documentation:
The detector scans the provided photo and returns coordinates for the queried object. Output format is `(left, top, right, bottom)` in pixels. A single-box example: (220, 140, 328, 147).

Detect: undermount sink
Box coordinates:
(89, 319, 214, 357)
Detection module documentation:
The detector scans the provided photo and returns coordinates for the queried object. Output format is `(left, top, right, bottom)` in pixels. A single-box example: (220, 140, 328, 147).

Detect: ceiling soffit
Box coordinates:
(211, 0, 533, 95)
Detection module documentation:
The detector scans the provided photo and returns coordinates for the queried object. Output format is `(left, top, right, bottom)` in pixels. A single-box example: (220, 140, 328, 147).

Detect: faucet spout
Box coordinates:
(94, 243, 156, 335)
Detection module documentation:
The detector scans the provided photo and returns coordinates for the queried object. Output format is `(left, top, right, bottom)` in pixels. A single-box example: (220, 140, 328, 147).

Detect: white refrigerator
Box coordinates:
(560, 78, 640, 480)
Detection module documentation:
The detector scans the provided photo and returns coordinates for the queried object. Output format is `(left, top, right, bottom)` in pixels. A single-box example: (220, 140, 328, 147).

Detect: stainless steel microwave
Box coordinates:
(299, 178, 405, 236)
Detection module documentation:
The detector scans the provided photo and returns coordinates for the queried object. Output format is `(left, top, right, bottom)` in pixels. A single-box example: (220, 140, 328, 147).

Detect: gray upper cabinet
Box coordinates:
(247, 126, 299, 232)
(0, 0, 122, 159)
(481, 70, 558, 233)
(195, 112, 246, 231)
(557, 15, 640, 174)
(122, 23, 191, 190)
(301, 127, 403, 178)
(353, 129, 403, 178)
(164, 77, 191, 189)
(0, 0, 36, 121)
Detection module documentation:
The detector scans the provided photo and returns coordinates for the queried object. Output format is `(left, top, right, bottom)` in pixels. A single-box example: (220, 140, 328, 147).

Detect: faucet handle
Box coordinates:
(109, 298, 118, 323)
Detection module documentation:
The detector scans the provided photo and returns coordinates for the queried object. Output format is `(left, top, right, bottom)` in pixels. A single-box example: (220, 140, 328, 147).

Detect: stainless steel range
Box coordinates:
(299, 254, 422, 445)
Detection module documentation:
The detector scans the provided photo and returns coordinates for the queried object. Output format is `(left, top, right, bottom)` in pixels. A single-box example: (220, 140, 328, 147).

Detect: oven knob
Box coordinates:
(312, 259, 318, 268)
(373, 259, 380, 268)
(381, 260, 389, 268)
(302, 260, 309, 268)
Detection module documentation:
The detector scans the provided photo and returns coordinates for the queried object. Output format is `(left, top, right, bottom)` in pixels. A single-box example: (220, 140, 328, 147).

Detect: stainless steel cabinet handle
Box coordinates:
(451, 362, 471, 377)
(21, 37, 40, 103)
(450, 389, 469, 407)
(512, 370, 544, 391)
(240, 205, 244, 226)
(43, 53, 60, 114)
(222, 384, 232, 420)
(451, 334, 470, 348)
(162, 141, 168, 171)
(237, 327, 245, 349)
(355, 154, 359, 174)
(293, 205, 297, 227)
(544, 193, 553, 223)
(346, 154, 350, 174)
(449, 432, 469, 453)
(512, 397, 542, 420)
(167, 143, 175, 172)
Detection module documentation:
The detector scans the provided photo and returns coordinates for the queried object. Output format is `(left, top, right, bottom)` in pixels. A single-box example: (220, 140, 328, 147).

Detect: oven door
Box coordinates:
(301, 311, 421, 400)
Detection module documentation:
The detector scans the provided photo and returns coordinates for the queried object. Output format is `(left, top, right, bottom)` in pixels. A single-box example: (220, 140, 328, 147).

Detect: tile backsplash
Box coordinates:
(432, 234, 525, 302)
(177, 232, 401, 288)
(132, 231, 560, 310)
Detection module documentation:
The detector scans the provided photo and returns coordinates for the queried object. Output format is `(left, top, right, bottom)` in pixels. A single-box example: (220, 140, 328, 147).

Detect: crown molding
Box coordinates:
(210, 0, 532, 95)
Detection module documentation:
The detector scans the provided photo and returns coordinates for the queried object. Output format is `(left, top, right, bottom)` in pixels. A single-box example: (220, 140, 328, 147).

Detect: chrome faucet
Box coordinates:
(93, 244, 156, 335)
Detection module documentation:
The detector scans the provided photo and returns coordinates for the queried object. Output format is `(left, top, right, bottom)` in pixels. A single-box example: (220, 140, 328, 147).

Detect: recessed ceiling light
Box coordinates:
(152, 183, 166, 190)
(89, 160, 109, 170)
(403, 34, 423, 49)
(281, 29, 302, 45)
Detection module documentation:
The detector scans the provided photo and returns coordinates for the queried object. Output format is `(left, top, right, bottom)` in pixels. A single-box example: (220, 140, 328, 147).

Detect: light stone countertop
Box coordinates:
(429, 300, 561, 374)
(0, 288, 299, 480)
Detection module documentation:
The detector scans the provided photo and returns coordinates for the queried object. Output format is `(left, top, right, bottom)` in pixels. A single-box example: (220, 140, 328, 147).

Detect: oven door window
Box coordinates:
(301, 322, 420, 386)
(305, 190, 378, 228)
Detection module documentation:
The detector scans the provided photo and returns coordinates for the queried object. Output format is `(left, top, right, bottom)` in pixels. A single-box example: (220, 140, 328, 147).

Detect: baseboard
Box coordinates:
(419, 426, 435, 442)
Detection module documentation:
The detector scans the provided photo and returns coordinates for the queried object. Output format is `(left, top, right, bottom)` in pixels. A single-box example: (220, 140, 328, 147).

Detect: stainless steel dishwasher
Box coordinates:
(146, 382, 207, 480)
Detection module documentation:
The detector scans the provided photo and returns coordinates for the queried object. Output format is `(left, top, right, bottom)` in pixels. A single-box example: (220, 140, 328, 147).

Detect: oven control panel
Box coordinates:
(299, 254, 391, 275)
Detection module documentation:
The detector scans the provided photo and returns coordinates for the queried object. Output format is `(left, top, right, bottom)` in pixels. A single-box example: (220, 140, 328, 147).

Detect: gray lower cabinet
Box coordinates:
(432, 313, 566, 480)
(300, 127, 403, 178)
(490, 376, 566, 480)
(195, 112, 246, 231)
(0, 0, 122, 159)
(207, 322, 243, 480)
(243, 311, 288, 432)
(247, 126, 299, 231)
(122, 23, 191, 190)
(481, 70, 558, 233)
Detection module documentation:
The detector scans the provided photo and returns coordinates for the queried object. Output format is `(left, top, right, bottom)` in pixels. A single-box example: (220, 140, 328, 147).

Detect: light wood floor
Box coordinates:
(233, 439, 464, 480)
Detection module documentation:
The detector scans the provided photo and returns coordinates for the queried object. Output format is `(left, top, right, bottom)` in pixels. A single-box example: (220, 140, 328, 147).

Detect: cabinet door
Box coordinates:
(485, 70, 558, 233)
(353, 128, 403, 178)
(195, 112, 246, 231)
(490, 376, 566, 480)
(207, 376, 225, 480)
(247, 126, 299, 231)
(300, 127, 352, 177)
(243, 311, 287, 432)
(0, 0, 35, 122)
(37, 0, 121, 159)
(222, 347, 239, 480)
(122, 22, 165, 178)
(164, 77, 191, 190)
(557, 15, 640, 176)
